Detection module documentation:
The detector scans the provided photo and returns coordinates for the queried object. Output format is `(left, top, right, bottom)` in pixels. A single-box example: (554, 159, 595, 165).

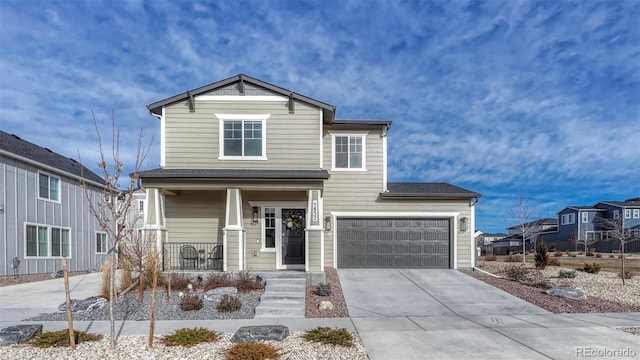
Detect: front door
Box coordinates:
(282, 208, 305, 266)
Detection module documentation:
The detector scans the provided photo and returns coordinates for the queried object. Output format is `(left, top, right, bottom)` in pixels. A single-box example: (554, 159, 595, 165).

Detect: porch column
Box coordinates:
(305, 189, 324, 272)
(223, 188, 244, 271)
(143, 187, 167, 256)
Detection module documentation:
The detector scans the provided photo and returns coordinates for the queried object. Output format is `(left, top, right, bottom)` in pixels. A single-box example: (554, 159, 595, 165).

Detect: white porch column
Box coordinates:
(223, 188, 244, 271)
(143, 187, 167, 255)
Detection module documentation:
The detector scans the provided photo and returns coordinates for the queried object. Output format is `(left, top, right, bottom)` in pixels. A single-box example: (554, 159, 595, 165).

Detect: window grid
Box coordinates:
(96, 232, 108, 254)
(223, 120, 263, 157)
(264, 207, 276, 249)
(26, 224, 69, 257)
(334, 135, 364, 169)
(38, 173, 60, 201)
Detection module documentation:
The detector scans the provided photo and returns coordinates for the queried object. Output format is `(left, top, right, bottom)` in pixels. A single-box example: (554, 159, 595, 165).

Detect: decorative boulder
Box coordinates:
(204, 287, 238, 302)
(319, 301, 334, 310)
(231, 325, 289, 343)
(58, 298, 107, 313)
(0, 324, 43, 346)
(545, 287, 586, 300)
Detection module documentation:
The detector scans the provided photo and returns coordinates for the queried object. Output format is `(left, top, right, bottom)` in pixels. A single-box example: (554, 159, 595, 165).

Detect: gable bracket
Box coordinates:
(288, 92, 295, 114)
(186, 91, 195, 112)
(238, 74, 245, 95)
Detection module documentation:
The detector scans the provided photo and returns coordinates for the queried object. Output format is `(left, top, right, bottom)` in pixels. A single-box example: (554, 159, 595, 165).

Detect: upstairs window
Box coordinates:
(561, 213, 575, 225)
(634, 209, 640, 219)
(624, 209, 631, 218)
(614, 210, 620, 219)
(331, 132, 367, 170)
(39, 173, 60, 201)
(217, 114, 269, 159)
(581, 212, 589, 223)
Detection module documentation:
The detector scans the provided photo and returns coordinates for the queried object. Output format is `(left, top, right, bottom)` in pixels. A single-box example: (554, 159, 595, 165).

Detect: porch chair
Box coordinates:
(207, 244, 223, 270)
(179, 245, 199, 270)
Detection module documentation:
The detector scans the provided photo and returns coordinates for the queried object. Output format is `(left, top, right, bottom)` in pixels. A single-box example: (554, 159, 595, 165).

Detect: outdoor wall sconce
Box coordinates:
(325, 216, 332, 231)
(252, 207, 259, 224)
(459, 217, 468, 232)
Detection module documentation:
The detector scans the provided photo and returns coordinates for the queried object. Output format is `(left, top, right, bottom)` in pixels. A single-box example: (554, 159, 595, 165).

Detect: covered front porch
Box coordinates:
(139, 169, 329, 273)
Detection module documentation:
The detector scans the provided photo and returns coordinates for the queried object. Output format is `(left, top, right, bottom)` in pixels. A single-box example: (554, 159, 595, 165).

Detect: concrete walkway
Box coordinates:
(1, 271, 639, 359)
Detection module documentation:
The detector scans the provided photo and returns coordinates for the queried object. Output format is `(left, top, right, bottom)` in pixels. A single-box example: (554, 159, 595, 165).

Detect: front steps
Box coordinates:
(254, 272, 306, 319)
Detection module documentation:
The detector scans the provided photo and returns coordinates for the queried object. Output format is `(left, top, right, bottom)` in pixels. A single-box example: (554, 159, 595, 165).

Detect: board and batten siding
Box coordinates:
(0, 154, 107, 276)
(321, 127, 474, 269)
(163, 99, 322, 169)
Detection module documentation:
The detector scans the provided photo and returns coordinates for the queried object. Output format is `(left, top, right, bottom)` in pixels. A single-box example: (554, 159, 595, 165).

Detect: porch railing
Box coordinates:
(162, 242, 223, 271)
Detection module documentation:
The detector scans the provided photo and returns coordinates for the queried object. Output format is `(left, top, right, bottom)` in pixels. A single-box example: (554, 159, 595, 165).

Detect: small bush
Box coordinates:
(618, 254, 624, 259)
(484, 254, 497, 261)
(504, 264, 529, 282)
(548, 258, 561, 267)
(620, 270, 635, 280)
(180, 294, 204, 311)
(304, 327, 353, 347)
(595, 253, 602, 258)
(534, 243, 549, 270)
(505, 255, 522, 263)
(559, 270, 577, 278)
(235, 271, 265, 292)
(204, 273, 234, 290)
(315, 282, 332, 296)
(609, 254, 615, 258)
(99, 261, 111, 300)
(170, 274, 192, 291)
(32, 329, 102, 348)
(162, 327, 220, 347)
(217, 294, 242, 312)
(570, 254, 577, 258)
(227, 342, 282, 360)
(554, 251, 563, 257)
(581, 262, 601, 274)
(586, 252, 595, 257)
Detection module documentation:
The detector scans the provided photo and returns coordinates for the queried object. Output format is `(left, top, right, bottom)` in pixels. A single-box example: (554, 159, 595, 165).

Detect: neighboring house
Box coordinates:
(138, 74, 480, 278)
(491, 234, 524, 255)
(0, 130, 106, 276)
(476, 232, 507, 255)
(536, 199, 640, 253)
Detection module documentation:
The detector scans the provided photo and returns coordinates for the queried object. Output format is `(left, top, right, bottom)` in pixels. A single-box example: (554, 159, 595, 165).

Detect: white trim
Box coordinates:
(260, 206, 277, 252)
(470, 205, 476, 268)
(581, 212, 589, 223)
(382, 133, 388, 192)
(633, 209, 640, 219)
(36, 171, 62, 203)
(95, 231, 108, 254)
(198, 95, 287, 101)
(216, 114, 270, 160)
(304, 230, 309, 272)
(24, 222, 72, 259)
(624, 209, 632, 219)
(319, 111, 324, 168)
(329, 131, 368, 171)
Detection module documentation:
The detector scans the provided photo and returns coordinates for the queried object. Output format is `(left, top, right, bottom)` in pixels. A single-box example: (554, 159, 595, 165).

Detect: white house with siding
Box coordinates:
(139, 74, 480, 278)
(0, 130, 106, 276)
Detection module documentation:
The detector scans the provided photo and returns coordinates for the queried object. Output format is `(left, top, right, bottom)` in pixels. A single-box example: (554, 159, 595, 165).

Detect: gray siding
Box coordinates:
(0, 154, 107, 276)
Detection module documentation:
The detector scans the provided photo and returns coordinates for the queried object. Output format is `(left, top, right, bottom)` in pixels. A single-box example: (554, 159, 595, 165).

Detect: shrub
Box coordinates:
(581, 262, 601, 274)
(99, 261, 111, 300)
(548, 258, 561, 267)
(586, 252, 595, 257)
(315, 282, 332, 296)
(227, 342, 282, 360)
(505, 255, 522, 263)
(595, 253, 602, 258)
(32, 329, 102, 348)
(304, 327, 353, 347)
(204, 273, 234, 290)
(609, 254, 615, 258)
(180, 294, 204, 311)
(534, 243, 549, 270)
(484, 254, 497, 261)
(618, 254, 624, 259)
(570, 254, 577, 258)
(162, 327, 220, 347)
(235, 271, 265, 293)
(619, 270, 635, 280)
(559, 270, 577, 278)
(217, 294, 242, 312)
(504, 264, 529, 282)
(170, 274, 192, 292)
(554, 251, 563, 257)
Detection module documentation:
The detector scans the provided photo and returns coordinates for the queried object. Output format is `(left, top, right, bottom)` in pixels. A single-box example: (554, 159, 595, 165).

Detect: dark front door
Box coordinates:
(282, 208, 305, 265)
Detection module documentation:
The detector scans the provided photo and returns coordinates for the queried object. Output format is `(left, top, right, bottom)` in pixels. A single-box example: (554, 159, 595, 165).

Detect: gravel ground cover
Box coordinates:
(305, 267, 349, 318)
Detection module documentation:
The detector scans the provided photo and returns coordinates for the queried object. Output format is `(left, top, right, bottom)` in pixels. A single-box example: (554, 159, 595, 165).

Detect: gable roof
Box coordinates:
(381, 182, 481, 200)
(147, 73, 337, 123)
(507, 217, 557, 230)
(0, 130, 105, 186)
(596, 200, 640, 208)
(560, 206, 606, 212)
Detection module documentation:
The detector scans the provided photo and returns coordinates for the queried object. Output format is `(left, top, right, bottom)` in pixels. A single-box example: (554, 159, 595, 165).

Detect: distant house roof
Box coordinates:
(138, 168, 330, 181)
(482, 233, 509, 237)
(596, 200, 640, 208)
(147, 73, 337, 123)
(561, 206, 606, 212)
(507, 217, 557, 230)
(381, 182, 481, 200)
(0, 130, 104, 186)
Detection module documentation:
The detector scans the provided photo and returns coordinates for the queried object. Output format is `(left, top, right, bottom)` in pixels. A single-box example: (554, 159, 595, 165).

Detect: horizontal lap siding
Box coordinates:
(164, 191, 224, 244)
(164, 100, 321, 169)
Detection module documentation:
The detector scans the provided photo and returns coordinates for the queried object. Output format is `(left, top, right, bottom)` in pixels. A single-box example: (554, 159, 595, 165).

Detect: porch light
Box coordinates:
(459, 217, 468, 232)
(325, 216, 332, 231)
(252, 207, 259, 224)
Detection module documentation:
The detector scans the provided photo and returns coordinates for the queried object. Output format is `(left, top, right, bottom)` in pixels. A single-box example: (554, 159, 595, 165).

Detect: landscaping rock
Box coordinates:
(57, 298, 107, 313)
(204, 287, 237, 302)
(545, 287, 586, 300)
(319, 301, 334, 310)
(231, 325, 289, 343)
(0, 324, 43, 346)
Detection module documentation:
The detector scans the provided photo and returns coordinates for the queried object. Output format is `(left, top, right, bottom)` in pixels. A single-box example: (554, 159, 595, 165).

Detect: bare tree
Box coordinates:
(596, 216, 640, 285)
(80, 113, 152, 348)
(505, 194, 540, 263)
(118, 207, 156, 301)
(571, 229, 600, 254)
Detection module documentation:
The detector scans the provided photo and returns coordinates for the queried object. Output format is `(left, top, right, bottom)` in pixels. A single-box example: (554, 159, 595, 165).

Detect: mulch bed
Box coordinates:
(305, 267, 349, 318)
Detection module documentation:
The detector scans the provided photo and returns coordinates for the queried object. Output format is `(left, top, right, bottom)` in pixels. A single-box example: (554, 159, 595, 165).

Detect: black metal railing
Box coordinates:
(162, 242, 223, 271)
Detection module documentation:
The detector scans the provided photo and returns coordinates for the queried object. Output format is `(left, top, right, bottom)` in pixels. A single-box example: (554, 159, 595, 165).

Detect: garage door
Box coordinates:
(337, 218, 451, 268)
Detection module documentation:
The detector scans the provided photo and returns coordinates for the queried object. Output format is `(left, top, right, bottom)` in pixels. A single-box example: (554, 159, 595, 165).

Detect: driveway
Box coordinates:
(338, 269, 550, 317)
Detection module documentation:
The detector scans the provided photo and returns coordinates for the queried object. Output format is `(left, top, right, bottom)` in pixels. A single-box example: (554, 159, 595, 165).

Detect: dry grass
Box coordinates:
(481, 254, 640, 273)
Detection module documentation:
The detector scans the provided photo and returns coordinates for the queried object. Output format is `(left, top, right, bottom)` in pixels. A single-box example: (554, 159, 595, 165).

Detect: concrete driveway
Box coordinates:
(338, 269, 549, 317)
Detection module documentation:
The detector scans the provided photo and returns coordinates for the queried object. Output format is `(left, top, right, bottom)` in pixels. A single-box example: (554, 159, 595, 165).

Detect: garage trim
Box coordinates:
(330, 211, 462, 269)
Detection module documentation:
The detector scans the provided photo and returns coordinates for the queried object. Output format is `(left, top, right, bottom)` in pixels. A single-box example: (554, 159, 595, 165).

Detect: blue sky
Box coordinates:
(1, 0, 638, 233)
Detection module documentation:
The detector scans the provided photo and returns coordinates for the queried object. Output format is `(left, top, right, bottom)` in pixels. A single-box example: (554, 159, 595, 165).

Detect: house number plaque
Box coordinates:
(312, 200, 318, 222)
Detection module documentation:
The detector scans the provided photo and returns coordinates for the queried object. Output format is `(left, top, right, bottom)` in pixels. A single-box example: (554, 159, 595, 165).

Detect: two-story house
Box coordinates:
(0, 130, 106, 276)
(138, 74, 480, 280)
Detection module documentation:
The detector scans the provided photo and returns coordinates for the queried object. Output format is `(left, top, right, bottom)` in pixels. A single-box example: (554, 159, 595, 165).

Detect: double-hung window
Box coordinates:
(217, 114, 269, 159)
(331, 132, 367, 170)
(263, 207, 276, 250)
(634, 209, 640, 219)
(624, 209, 631, 218)
(26, 224, 70, 257)
(38, 173, 60, 201)
(96, 232, 108, 254)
